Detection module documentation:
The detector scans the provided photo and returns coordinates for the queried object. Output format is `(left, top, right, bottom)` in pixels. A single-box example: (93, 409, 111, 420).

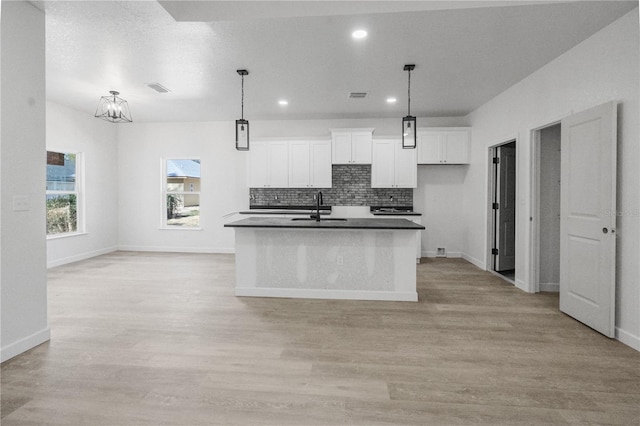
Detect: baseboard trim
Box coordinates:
(423, 251, 462, 258)
(616, 327, 640, 352)
(47, 246, 118, 268)
(117, 245, 235, 254)
(1, 328, 51, 363)
(461, 253, 485, 269)
(540, 282, 560, 292)
(514, 278, 528, 292)
(236, 287, 418, 302)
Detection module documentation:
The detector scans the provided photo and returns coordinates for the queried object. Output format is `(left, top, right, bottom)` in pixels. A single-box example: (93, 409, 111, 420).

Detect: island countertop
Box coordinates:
(224, 217, 425, 230)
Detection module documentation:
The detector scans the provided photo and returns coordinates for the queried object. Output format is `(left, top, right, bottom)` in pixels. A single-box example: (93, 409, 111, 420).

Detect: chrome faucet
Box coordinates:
(314, 191, 323, 222)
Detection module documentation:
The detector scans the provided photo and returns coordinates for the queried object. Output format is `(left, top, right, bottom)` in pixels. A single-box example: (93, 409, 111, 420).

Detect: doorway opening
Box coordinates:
(490, 141, 516, 283)
(531, 123, 561, 293)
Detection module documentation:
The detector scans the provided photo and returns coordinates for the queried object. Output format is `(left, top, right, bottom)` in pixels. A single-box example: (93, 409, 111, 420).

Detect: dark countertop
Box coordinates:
(371, 211, 422, 216)
(241, 205, 331, 215)
(225, 217, 425, 230)
(239, 210, 331, 215)
(370, 206, 422, 216)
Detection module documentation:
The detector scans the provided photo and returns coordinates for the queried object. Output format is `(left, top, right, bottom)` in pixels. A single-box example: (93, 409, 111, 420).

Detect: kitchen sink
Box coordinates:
(291, 218, 347, 221)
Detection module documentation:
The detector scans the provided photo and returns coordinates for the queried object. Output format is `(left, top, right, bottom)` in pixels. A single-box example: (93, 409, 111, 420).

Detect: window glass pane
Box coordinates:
(166, 195, 200, 227)
(166, 159, 200, 192)
(46, 194, 77, 235)
(46, 152, 76, 191)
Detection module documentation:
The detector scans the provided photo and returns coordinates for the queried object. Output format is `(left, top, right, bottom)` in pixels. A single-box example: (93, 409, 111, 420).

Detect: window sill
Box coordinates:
(159, 227, 203, 231)
(47, 231, 87, 240)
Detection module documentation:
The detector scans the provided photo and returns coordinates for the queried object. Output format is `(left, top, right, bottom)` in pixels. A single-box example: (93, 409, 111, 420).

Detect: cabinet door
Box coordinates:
(289, 141, 311, 188)
(442, 131, 469, 164)
(351, 132, 372, 164)
(417, 133, 442, 164)
(310, 140, 332, 188)
(268, 141, 289, 188)
(395, 143, 417, 188)
(371, 139, 396, 188)
(331, 132, 352, 164)
(248, 141, 269, 187)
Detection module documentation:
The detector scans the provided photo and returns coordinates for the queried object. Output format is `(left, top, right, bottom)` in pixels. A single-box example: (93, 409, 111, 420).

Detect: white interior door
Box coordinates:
(560, 101, 617, 338)
(495, 144, 516, 271)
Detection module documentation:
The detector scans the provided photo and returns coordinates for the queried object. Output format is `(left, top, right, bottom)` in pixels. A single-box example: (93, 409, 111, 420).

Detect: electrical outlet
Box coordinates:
(336, 255, 344, 265)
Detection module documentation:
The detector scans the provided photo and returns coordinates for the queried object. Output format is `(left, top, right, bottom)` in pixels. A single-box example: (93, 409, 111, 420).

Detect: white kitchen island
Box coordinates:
(224, 217, 425, 301)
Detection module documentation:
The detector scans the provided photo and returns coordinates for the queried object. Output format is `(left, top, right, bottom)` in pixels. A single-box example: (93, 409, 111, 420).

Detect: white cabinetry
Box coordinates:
(417, 128, 470, 164)
(331, 129, 373, 164)
(248, 141, 289, 187)
(371, 138, 417, 188)
(289, 140, 332, 188)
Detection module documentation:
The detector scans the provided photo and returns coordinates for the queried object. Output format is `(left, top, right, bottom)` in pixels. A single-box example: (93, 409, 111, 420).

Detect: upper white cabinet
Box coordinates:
(371, 138, 417, 188)
(331, 128, 374, 164)
(248, 141, 289, 187)
(417, 128, 470, 164)
(289, 140, 332, 188)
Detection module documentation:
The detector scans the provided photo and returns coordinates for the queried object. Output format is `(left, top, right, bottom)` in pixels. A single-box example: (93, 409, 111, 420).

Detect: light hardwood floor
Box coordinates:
(1, 252, 639, 425)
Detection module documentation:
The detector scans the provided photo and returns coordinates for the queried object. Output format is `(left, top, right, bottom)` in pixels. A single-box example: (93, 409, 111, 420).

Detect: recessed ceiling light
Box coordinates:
(278, 100, 288, 106)
(352, 29, 367, 39)
(386, 97, 397, 104)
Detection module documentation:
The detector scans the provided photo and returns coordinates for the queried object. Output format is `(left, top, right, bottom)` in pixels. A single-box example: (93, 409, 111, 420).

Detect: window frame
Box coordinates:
(160, 157, 202, 230)
(46, 150, 85, 239)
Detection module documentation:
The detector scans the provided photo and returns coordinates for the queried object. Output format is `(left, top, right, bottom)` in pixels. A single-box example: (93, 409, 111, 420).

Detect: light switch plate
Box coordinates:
(13, 195, 30, 211)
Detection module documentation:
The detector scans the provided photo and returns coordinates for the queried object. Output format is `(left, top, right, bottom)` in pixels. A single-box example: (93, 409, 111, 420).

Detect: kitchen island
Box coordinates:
(224, 217, 425, 301)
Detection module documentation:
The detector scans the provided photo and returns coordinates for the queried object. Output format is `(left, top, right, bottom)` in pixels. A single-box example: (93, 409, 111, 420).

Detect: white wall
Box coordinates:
(46, 102, 119, 267)
(116, 117, 466, 254)
(464, 9, 639, 349)
(1, 1, 49, 362)
(415, 166, 468, 257)
(117, 121, 247, 253)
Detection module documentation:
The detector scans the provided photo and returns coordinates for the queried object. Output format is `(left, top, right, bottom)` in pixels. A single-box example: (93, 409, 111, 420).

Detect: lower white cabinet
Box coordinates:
(371, 138, 417, 188)
(417, 128, 470, 164)
(289, 140, 332, 188)
(248, 141, 289, 187)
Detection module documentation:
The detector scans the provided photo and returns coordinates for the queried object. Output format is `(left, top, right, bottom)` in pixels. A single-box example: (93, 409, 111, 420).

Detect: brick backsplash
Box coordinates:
(250, 165, 413, 207)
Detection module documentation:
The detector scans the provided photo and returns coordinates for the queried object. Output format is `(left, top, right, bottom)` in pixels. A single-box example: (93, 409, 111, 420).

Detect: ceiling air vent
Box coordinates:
(146, 82, 171, 93)
(349, 92, 367, 99)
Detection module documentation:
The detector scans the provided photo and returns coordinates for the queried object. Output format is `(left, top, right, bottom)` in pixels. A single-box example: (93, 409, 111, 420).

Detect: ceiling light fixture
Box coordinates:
(278, 99, 288, 106)
(402, 64, 416, 149)
(386, 97, 397, 104)
(236, 69, 249, 151)
(352, 29, 367, 39)
(94, 90, 132, 123)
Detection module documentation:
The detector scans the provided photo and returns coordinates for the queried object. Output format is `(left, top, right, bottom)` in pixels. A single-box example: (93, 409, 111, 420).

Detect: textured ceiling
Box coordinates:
(42, 1, 638, 122)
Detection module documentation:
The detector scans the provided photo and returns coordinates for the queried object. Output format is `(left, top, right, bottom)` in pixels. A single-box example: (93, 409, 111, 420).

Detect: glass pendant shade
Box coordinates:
(402, 64, 417, 149)
(236, 119, 249, 151)
(402, 115, 417, 149)
(236, 69, 249, 151)
(95, 91, 132, 123)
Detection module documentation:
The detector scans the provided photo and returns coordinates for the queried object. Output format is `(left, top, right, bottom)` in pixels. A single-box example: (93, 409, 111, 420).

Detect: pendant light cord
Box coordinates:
(241, 74, 245, 120)
(407, 69, 411, 116)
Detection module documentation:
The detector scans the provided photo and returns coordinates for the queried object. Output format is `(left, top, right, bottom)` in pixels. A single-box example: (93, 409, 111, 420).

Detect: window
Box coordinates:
(163, 159, 201, 228)
(46, 151, 82, 236)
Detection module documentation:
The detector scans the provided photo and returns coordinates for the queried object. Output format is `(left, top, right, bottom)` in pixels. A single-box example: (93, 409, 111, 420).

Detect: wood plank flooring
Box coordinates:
(2, 252, 638, 425)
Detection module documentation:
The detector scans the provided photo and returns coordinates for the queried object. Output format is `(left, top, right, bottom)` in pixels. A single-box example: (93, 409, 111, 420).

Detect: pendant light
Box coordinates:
(95, 90, 133, 123)
(402, 64, 416, 149)
(236, 69, 249, 151)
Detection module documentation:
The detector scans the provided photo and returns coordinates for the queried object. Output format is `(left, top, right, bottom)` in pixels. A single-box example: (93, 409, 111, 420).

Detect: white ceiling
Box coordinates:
(41, 1, 637, 122)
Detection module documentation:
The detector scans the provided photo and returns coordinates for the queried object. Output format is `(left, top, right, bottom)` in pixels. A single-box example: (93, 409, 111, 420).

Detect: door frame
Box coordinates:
(529, 120, 561, 294)
(485, 135, 518, 280)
